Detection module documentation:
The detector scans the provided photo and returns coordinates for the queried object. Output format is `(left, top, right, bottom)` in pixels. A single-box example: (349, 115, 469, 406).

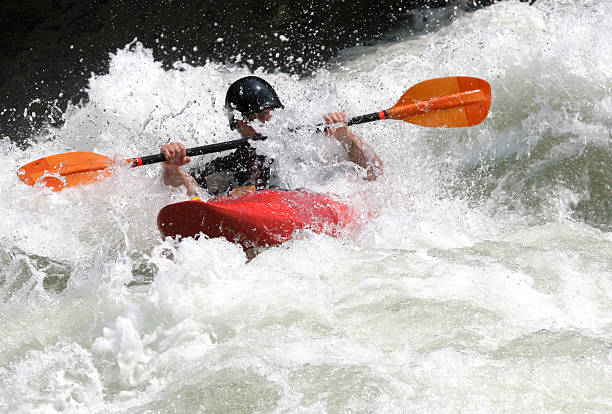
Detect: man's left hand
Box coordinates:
(323, 112, 351, 139)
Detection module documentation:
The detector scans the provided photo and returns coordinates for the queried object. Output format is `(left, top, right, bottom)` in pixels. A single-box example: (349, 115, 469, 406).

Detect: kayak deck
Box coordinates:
(157, 189, 356, 249)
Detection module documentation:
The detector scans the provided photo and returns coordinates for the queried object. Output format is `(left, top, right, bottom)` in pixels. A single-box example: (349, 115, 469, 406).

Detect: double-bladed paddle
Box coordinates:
(17, 76, 491, 191)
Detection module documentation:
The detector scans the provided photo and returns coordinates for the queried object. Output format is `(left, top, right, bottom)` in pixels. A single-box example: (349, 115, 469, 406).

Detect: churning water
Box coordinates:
(1, 0, 610, 412)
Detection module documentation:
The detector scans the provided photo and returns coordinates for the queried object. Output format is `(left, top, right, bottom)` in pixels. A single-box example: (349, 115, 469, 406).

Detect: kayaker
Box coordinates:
(160, 76, 383, 195)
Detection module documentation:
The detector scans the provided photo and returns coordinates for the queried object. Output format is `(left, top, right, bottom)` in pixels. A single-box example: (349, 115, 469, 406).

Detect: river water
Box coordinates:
(1, 1, 611, 412)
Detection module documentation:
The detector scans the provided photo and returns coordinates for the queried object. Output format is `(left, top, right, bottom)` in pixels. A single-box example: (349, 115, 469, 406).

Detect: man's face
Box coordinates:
(247, 108, 273, 124)
(236, 108, 274, 137)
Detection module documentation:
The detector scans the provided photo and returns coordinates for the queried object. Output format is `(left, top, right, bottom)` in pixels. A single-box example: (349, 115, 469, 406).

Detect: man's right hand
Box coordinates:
(160, 142, 198, 195)
(161, 142, 191, 167)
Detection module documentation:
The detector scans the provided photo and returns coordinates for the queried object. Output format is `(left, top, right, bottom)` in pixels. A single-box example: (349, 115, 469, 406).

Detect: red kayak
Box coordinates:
(157, 189, 357, 249)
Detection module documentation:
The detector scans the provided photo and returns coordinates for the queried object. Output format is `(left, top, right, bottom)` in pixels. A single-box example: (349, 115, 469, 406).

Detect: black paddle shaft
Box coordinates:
(131, 110, 387, 168)
(310, 110, 390, 131)
(132, 136, 268, 167)
(347, 110, 389, 126)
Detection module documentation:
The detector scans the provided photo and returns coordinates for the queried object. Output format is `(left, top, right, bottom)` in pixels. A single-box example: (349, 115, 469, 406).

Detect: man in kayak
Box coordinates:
(160, 76, 383, 195)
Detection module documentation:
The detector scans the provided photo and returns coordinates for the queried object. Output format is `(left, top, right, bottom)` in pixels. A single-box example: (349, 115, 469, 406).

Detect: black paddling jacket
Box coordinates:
(189, 144, 272, 195)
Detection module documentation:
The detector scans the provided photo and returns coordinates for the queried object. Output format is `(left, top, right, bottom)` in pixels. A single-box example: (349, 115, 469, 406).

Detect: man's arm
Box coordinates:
(161, 142, 199, 195)
(324, 112, 384, 180)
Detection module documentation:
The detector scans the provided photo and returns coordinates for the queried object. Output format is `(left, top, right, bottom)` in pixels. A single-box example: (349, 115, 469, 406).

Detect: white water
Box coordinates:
(1, 1, 611, 412)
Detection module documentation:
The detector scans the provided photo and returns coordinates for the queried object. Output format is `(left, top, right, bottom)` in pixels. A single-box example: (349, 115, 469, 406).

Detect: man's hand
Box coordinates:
(161, 142, 191, 167)
(322, 111, 384, 181)
(160, 142, 198, 195)
(323, 112, 351, 139)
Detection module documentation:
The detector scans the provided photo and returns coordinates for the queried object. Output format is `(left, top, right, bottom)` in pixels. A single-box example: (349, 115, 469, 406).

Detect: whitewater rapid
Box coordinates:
(1, 0, 611, 412)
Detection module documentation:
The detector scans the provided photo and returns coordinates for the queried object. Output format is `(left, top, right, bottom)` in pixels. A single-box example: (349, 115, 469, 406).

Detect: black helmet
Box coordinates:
(225, 76, 283, 129)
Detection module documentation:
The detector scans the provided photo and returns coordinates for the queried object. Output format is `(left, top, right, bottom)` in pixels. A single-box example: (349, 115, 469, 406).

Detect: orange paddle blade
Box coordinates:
(17, 152, 114, 191)
(387, 76, 491, 127)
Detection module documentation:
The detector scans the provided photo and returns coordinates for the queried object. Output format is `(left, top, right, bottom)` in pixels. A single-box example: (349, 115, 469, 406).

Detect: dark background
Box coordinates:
(1, 0, 507, 144)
